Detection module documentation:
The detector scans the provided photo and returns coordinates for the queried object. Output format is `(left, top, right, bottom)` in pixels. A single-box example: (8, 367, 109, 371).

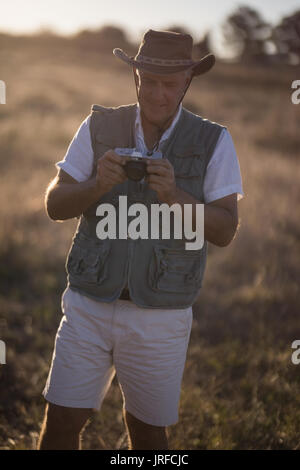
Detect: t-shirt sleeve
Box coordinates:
(203, 128, 245, 203)
(55, 115, 94, 182)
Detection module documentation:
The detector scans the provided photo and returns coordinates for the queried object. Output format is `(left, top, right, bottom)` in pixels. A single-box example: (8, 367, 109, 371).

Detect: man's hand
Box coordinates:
(146, 158, 177, 205)
(45, 151, 130, 221)
(96, 150, 129, 194)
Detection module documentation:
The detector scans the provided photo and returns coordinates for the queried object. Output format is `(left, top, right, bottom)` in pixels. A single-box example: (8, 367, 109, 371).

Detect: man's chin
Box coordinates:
(141, 108, 171, 129)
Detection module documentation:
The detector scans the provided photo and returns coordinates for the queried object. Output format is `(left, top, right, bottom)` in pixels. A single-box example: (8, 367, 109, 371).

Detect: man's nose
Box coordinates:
(152, 83, 165, 102)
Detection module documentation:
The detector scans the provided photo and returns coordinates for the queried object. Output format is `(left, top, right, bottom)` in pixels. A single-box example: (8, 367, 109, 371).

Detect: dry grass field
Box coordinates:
(0, 31, 299, 450)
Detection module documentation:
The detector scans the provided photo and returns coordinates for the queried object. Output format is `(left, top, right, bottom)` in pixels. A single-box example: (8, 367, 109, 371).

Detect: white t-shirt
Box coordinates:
(56, 104, 244, 204)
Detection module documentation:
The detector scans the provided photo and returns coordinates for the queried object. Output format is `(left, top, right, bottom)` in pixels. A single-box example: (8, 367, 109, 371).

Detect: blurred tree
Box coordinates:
(194, 32, 212, 56)
(74, 25, 130, 52)
(164, 25, 192, 36)
(222, 5, 271, 62)
(97, 25, 128, 45)
(272, 10, 300, 61)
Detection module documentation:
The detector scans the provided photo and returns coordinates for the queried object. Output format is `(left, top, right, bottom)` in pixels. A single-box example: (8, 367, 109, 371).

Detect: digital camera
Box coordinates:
(115, 147, 163, 182)
(115, 148, 147, 181)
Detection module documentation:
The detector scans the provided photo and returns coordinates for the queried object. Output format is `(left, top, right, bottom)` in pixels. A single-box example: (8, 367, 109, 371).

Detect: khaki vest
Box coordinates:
(65, 103, 225, 309)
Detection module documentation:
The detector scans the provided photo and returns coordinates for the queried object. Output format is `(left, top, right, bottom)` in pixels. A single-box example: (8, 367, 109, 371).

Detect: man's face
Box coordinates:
(134, 68, 191, 128)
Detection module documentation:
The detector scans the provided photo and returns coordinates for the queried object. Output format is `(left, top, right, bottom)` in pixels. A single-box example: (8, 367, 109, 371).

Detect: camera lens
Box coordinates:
(125, 159, 147, 181)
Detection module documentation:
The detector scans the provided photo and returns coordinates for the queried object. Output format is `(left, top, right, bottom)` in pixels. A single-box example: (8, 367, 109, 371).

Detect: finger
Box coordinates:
(102, 167, 127, 184)
(98, 161, 127, 180)
(148, 173, 174, 186)
(146, 158, 172, 168)
(98, 162, 126, 180)
(102, 160, 127, 176)
(147, 177, 172, 189)
(102, 150, 127, 166)
(146, 165, 170, 177)
(146, 160, 173, 174)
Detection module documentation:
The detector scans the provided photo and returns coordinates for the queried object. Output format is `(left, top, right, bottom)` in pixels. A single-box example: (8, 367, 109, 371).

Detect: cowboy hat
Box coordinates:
(113, 29, 215, 76)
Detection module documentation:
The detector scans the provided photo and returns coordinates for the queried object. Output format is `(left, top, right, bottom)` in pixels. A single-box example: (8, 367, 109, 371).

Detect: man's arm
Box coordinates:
(204, 193, 239, 247)
(45, 150, 129, 221)
(171, 186, 239, 247)
(45, 169, 103, 221)
(146, 158, 239, 247)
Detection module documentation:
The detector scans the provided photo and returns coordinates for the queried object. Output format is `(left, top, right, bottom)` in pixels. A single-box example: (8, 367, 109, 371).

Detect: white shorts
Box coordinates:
(42, 286, 193, 427)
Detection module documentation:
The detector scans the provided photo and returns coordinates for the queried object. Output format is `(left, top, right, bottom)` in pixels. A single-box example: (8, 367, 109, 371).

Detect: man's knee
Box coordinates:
(43, 402, 94, 435)
(123, 409, 168, 450)
(124, 409, 167, 435)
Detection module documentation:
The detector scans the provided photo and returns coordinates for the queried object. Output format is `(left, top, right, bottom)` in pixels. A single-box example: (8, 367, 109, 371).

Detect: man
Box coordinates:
(38, 29, 244, 450)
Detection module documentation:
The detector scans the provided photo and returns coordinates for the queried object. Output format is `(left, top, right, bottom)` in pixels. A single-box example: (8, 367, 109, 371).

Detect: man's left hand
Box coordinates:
(145, 159, 177, 205)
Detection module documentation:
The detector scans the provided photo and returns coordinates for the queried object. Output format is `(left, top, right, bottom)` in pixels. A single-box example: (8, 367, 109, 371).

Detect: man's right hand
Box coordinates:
(96, 150, 129, 194)
(45, 150, 130, 221)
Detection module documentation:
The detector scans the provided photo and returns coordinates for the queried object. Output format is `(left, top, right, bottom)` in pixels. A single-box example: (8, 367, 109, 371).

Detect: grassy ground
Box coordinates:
(0, 32, 299, 450)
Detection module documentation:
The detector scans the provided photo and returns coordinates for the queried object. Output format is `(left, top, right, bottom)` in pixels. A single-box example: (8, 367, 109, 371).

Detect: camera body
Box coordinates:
(115, 147, 162, 181)
(114, 148, 146, 181)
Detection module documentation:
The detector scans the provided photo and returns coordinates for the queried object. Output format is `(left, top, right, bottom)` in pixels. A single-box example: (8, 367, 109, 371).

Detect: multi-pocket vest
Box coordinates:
(65, 103, 225, 309)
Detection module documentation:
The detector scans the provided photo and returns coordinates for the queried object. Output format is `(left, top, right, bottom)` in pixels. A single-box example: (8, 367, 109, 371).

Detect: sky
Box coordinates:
(0, 0, 299, 55)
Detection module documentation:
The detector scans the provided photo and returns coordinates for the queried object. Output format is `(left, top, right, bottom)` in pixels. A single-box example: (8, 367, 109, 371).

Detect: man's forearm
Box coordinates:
(46, 176, 105, 221)
(167, 186, 236, 247)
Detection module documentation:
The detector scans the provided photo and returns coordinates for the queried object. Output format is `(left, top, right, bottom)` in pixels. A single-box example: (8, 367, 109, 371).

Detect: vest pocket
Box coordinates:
(174, 156, 205, 178)
(66, 233, 111, 285)
(148, 245, 202, 294)
(173, 151, 206, 202)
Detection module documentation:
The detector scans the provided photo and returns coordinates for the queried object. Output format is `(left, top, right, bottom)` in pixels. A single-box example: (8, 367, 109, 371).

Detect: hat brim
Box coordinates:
(113, 48, 215, 76)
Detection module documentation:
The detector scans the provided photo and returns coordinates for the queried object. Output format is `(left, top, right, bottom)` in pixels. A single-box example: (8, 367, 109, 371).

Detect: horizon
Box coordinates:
(0, 0, 299, 58)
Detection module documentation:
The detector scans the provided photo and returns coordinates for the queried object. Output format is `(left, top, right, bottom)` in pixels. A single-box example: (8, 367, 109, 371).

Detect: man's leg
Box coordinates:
(123, 409, 168, 450)
(37, 402, 94, 450)
(40, 290, 116, 449)
(113, 300, 193, 450)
